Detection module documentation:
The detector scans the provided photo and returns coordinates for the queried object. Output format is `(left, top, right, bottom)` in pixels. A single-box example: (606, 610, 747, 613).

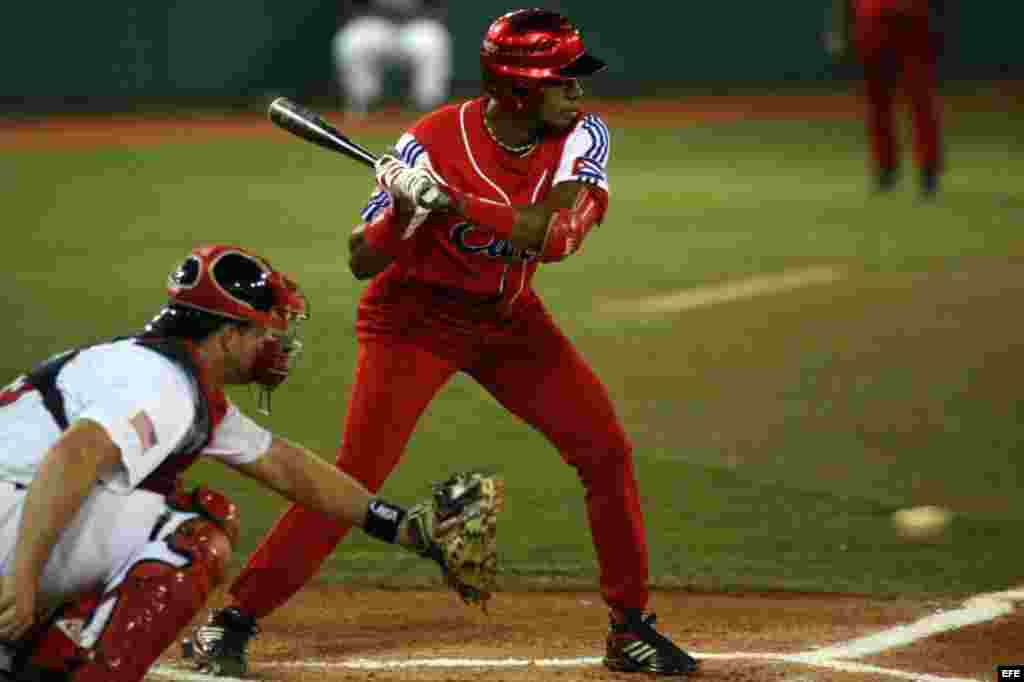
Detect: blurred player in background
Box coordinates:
(332, 0, 452, 116)
(828, 0, 946, 197)
(193, 8, 700, 678)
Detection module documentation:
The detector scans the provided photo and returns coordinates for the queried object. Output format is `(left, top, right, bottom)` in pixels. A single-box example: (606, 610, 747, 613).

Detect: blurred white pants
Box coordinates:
(332, 16, 452, 113)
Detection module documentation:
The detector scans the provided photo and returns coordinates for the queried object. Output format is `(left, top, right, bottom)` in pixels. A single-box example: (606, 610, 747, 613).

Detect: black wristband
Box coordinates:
(364, 499, 407, 543)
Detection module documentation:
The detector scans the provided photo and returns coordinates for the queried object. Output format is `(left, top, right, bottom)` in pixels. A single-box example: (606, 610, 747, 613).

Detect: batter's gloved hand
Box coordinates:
(401, 472, 504, 611)
(374, 155, 451, 212)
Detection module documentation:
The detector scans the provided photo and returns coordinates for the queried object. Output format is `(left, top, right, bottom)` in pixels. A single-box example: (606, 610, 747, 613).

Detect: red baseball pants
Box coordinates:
(855, 9, 942, 174)
(228, 283, 649, 617)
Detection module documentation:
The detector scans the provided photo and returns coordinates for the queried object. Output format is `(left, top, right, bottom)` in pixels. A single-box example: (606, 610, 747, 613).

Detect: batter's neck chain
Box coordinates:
(482, 111, 538, 156)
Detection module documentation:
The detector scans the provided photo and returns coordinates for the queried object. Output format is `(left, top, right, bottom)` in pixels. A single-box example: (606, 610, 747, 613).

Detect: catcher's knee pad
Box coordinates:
(22, 513, 236, 682)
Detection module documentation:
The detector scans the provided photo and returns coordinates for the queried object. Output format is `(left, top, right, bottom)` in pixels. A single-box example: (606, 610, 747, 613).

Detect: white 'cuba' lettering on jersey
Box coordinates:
(554, 114, 611, 192)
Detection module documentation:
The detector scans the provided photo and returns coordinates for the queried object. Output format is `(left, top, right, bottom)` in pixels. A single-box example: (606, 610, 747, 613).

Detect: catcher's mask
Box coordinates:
(163, 244, 309, 413)
(480, 8, 606, 113)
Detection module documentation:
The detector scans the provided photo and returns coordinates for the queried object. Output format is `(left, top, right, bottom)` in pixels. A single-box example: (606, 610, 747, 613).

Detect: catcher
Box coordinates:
(0, 245, 501, 682)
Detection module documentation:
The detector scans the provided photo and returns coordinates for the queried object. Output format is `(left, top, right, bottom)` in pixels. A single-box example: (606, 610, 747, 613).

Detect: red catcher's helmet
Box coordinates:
(166, 244, 308, 408)
(481, 9, 606, 94)
(166, 244, 306, 332)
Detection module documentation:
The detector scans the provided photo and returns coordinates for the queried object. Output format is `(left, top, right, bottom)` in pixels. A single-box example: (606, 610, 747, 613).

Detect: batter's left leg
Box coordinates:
(470, 305, 698, 675)
(469, 309, 647, 612)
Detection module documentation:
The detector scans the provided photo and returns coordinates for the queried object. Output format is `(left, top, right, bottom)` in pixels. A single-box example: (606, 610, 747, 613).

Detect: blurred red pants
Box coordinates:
(855, 8, 942, 174)
(227, 275, 650, 616)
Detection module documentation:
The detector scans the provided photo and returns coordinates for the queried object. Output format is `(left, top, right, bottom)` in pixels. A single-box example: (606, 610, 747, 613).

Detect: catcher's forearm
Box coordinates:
(238, 437, 420, 547)
(283, 460, 418, 547)
(278, 444, 373, 525)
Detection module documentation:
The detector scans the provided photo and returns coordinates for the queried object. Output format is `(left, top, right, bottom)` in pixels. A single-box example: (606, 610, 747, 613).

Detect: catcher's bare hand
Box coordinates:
(402, 472, 504, 611)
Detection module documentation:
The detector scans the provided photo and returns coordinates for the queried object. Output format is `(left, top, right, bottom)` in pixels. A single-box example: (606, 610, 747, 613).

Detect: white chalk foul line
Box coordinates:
(796, 590, 1018, 661)
(149, 654, 977, 682)
(149, 667, 247, 682)
(597, 265, 845, 315)
(777, 656, 981, 682)
(149, 587, 1024, 680)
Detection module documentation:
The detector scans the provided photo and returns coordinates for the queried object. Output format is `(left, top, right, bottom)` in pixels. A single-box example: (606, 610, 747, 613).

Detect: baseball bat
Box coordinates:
(267, 97, 378, 168)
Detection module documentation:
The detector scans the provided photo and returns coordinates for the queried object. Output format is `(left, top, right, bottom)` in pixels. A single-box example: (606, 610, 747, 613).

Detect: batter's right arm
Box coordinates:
(348, 194, 419, 279)
(348, 232, 393, 280)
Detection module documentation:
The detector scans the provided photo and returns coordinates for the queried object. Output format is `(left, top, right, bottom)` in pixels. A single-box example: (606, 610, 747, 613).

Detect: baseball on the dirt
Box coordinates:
(891, 505, 952, 540)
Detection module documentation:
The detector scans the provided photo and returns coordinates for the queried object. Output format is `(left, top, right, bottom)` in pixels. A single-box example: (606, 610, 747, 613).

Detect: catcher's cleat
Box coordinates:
(182, 607, 259, 677)
(604, 610, 699, 676)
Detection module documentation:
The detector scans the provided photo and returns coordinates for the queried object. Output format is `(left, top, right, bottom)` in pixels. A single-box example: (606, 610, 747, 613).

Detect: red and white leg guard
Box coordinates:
(17, 488, 238, 682)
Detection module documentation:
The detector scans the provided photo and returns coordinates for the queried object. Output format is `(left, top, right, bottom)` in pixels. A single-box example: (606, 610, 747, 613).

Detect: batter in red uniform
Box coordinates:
(190, 9, 698, 677)
(830, 0, 945, 196)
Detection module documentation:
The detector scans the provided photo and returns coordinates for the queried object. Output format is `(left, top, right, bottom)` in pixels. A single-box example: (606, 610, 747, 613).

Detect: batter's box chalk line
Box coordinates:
(150, 586, 1024, 682)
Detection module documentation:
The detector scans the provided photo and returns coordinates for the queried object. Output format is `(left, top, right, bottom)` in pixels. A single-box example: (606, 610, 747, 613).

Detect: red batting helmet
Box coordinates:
(481, 9, 606, 109)
(164, 244, 308, 407)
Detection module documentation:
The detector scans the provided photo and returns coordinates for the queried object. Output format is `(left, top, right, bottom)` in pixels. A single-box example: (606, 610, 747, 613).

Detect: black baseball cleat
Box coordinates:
(182, 607, 259, 677)
(604, 610, 699, 676)
(874, 167, 899, 194)
(920, 168, 939, 199)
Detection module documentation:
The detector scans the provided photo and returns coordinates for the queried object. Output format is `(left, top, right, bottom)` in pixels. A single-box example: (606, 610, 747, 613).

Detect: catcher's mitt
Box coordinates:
(403, 471, 504, 611)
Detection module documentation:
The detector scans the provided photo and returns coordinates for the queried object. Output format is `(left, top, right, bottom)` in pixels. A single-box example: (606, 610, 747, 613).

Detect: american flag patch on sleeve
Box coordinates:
(130, 410, 158, 452)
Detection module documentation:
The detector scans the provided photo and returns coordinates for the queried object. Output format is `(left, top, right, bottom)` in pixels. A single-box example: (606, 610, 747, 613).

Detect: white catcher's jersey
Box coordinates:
(0, 339, 271, 492)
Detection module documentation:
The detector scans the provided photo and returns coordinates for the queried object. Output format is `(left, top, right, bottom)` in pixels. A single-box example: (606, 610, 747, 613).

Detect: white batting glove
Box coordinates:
(374, 155, 450, 211)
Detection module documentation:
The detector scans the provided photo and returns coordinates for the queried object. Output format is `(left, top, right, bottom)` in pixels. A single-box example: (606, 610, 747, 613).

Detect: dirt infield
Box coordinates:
(148, 586, 1018, 681)
(3, 90, 1020, 150)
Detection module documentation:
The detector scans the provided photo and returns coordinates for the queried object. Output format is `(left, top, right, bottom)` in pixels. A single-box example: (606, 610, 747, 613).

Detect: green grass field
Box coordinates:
(4, 105, 1023, 599)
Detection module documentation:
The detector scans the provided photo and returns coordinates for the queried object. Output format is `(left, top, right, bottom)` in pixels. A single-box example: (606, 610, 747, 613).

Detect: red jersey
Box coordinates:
(854, 0, 931, 18)
(354, 97, 610, 304)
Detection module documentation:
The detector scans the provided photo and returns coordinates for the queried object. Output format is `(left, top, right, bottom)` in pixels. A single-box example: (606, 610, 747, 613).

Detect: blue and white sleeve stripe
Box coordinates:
(551, 114, 610, 187)
(580, 115, 610, 166)
(358, 132, 434, 222)
(394, 133, 426, 168)
(359, 190, 392, 222)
